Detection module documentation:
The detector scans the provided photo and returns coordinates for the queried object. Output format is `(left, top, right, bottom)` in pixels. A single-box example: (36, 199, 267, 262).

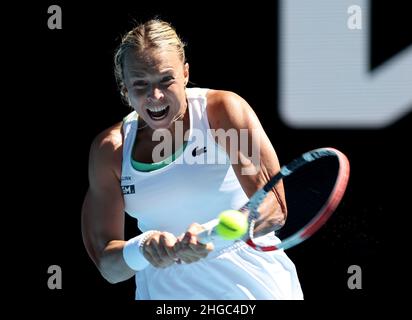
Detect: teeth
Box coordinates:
(147, 105, 168, 112)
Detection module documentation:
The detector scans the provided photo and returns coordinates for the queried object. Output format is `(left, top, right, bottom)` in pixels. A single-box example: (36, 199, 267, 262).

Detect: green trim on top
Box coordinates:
(131, 141, 188, 172)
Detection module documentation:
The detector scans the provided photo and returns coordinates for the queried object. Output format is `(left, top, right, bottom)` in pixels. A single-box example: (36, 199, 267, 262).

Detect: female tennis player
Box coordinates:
(81, 19, 303, 299)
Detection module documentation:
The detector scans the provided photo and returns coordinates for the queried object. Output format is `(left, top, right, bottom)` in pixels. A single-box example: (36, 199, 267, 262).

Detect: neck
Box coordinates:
(169, 105, 190, 143)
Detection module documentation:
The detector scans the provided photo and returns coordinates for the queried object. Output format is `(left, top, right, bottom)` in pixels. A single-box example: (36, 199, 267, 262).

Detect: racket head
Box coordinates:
(245, 147, 350, 252)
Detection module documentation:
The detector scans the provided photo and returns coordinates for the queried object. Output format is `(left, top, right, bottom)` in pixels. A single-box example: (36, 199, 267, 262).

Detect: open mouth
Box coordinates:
(146, 105, 170, 121)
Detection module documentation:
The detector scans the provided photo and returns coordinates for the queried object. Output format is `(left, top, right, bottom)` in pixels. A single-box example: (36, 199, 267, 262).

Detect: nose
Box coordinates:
(147, 85, 164, 101)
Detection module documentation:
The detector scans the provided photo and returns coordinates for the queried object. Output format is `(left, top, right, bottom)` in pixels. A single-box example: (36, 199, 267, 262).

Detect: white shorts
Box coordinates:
(135, 240, 303, 300)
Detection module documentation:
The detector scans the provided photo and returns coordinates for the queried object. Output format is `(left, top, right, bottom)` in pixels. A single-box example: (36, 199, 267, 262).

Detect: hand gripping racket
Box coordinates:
(197, 147, 350, 251)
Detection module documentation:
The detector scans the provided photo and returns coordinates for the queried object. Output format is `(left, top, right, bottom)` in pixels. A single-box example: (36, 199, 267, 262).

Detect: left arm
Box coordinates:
(207, 90, 287, 236)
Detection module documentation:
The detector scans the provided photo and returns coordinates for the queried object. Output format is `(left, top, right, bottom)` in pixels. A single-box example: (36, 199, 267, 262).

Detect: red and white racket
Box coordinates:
(198, 147, 350, 251)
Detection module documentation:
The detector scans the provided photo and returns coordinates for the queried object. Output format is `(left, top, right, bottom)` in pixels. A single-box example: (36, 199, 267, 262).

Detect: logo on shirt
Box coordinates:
(122, 185, 135, 195)
(192, 146, 207, 157)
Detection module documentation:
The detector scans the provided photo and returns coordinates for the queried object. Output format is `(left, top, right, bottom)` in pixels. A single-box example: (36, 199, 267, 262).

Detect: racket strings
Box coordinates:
(278, 157, 340, 240)
(243, 148, 349, 252)
(249, 156, 341, 242)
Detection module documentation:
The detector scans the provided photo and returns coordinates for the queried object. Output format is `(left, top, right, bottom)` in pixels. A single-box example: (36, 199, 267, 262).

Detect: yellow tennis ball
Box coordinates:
(216, 210, 248, 240)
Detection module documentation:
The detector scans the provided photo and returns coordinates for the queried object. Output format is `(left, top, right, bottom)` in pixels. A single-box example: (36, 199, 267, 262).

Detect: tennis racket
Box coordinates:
(197, 147, 350, 251)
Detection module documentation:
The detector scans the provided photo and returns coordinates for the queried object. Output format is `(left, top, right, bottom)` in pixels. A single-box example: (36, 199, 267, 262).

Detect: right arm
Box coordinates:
(81, 125, 135, 283)
(81, 126, 214, 281)
(81, 125, 185, 281)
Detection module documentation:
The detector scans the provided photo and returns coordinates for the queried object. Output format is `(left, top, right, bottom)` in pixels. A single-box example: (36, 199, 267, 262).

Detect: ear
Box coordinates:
(121, 88, 131, 105)
(183, 62, 189, 85)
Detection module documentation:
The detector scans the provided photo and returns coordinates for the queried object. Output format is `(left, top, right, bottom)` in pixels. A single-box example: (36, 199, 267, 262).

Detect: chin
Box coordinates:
(147, 118, 174, 130)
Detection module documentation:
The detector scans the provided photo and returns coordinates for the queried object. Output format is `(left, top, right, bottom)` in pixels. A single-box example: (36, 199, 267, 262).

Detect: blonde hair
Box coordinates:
(114, 19, 186, 98)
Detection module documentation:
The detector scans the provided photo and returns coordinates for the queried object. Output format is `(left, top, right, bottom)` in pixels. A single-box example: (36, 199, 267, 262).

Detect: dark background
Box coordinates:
(24, 0, 411, 308)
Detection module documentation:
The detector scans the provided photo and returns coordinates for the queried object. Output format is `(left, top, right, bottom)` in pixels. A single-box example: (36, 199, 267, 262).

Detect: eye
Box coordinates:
(161, 76, 174, 84)
(132, 80, 148, 88)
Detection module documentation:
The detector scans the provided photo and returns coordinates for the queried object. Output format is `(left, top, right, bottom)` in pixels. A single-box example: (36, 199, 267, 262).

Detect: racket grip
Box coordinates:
(196, 218, 219, 244)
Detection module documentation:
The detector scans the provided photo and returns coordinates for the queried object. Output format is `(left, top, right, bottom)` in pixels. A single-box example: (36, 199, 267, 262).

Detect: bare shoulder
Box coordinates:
(206, 89, 253, 130)
(91, 122, 123, 154)
(89, 122, 123, 180)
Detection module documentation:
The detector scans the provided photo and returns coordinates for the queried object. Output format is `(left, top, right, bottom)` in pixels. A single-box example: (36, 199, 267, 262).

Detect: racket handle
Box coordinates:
(196, 218, 219, 244)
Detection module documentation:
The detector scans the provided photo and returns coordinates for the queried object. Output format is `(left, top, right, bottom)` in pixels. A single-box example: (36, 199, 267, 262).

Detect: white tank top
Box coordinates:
(120, 88, 303, 300)
(120, 88, 249, 236)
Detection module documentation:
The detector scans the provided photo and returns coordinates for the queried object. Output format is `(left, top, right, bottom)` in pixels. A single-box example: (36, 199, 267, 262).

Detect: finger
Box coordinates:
(172, 233, 187, 255)
(188, 243, 211, 258)
(187, 223, 204, 236)
(148, 238, 167, 266)
(153, 239, 176, 268)
(142, 241, 162, 267)
(175, 244, 199, 261)
(174, 233, 196, 254)
(159, 235, 177, 261)
(183, 229, 214, 252)
(176, 244, 209, 262)
(163, 232, 179, 255)
(175, 253, 201, 264)
(175, 232, 213, 260)
(143, 233, 179, 268)
(176, 233, 185, 242)
(146, 236, 174, 268)
(180, 231, 191, 245)
(189, 241, 214, 252)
